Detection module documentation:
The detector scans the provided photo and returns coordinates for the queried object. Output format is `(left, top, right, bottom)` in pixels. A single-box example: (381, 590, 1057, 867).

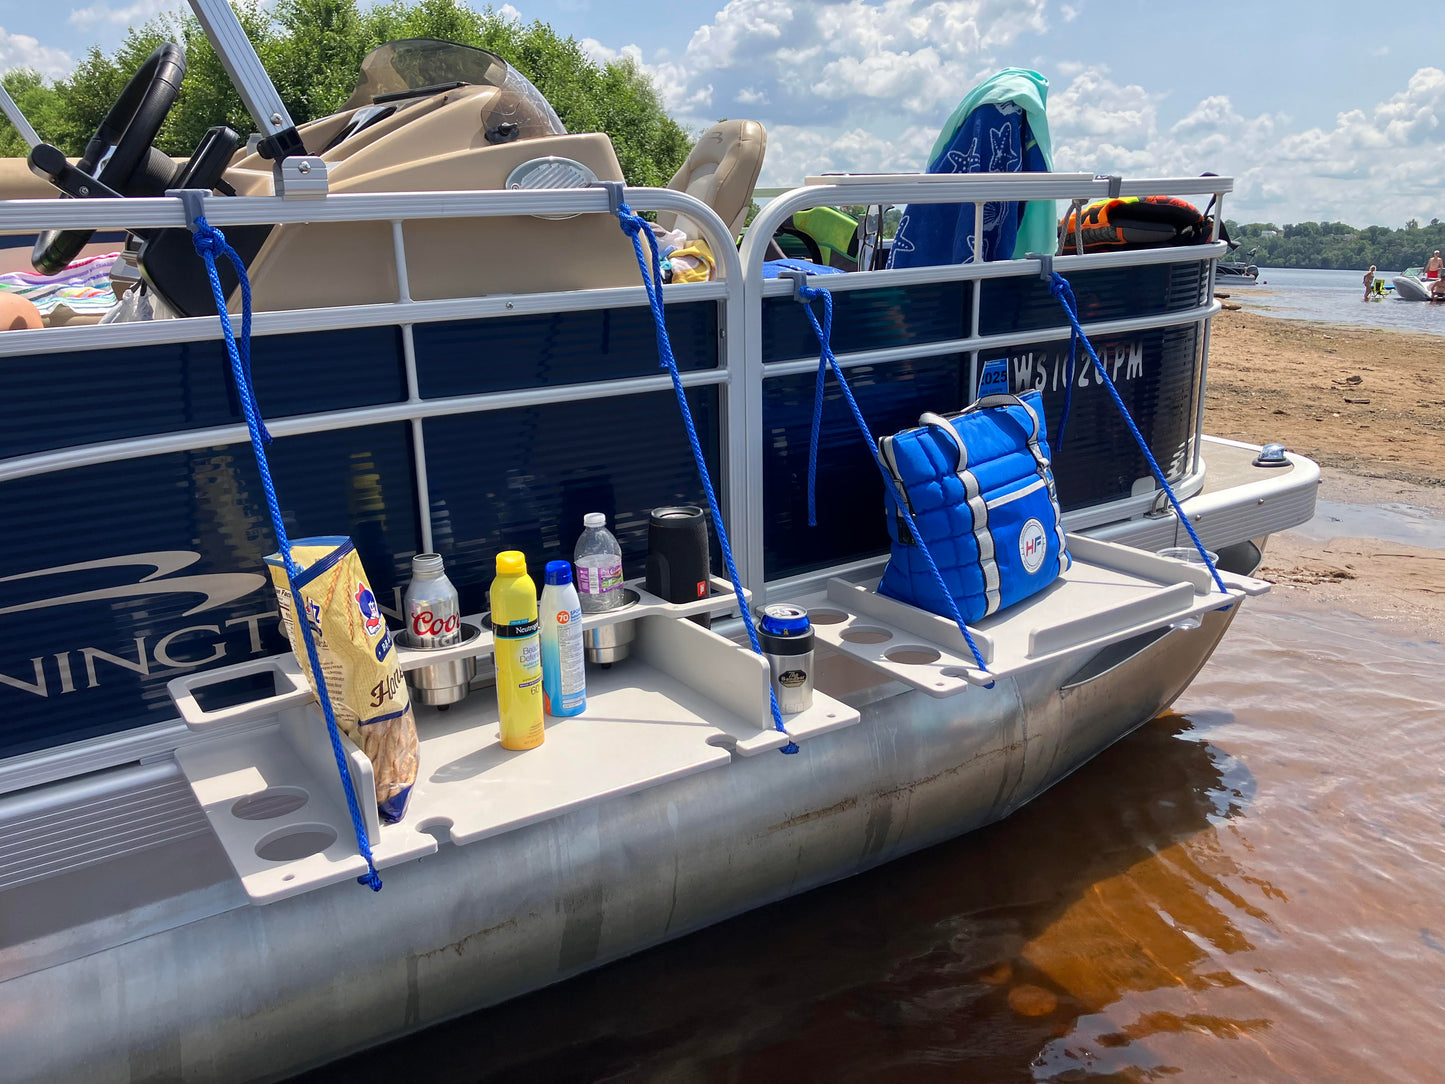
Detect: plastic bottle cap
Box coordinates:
(544, 560, 573, 586)
(495, 550, 527, 575)
(583, 512, 607, 528)
(411, 552, 444, 575)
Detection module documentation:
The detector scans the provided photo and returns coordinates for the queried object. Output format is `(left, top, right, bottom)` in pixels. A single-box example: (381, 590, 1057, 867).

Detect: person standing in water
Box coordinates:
(1363, 265, 1376, 300)
(1426, 251, 1442, 280)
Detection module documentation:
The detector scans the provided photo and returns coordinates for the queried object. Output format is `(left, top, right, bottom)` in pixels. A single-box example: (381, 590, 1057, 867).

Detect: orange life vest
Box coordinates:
(1058, 196, 1212, 254)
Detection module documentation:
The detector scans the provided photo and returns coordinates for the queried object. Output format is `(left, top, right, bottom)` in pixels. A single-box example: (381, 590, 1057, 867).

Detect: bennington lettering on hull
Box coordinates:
(1008, 341, 1144, 394)
(0, 551, 269, 699)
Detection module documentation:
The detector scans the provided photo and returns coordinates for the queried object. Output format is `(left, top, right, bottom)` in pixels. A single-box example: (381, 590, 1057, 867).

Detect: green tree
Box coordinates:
(1234, 218, 1445, 270)
(0, 0, 691, 187)
(0, 70, 67, 157)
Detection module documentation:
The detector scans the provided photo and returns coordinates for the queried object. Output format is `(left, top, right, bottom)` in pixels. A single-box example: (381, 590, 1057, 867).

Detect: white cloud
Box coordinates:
(611, 0, 1050, 186)
(68, 0, 184, 29)
(680, 0, 1044, 124)
(578, 37, 642, 68)
(758, 122, 939, 185)
(572, 0, 1442, 225)
(1050, 65, 1160, 143)
(0, 26, 73, 79)
(1045, 63, 1445, 225)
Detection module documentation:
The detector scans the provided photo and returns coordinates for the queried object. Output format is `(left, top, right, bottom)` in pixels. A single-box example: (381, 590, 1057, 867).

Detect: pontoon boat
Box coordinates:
(0, 5, 1317, 1079)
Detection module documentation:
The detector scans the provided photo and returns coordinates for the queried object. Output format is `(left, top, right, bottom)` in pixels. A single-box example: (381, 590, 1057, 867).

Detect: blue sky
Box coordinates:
(2, 0, 1443, 225)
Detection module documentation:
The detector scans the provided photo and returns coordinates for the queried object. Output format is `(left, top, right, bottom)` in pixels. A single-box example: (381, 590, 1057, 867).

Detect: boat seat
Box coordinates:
(138, 87, 644, 312)
(654, 119, 766, 242)
(241, 132, 642, 311)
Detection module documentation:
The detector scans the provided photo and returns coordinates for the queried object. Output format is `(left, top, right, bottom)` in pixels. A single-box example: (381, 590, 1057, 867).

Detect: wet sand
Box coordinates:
(1257, 470, 1445, 640)
(1205, 310, 1445, 637)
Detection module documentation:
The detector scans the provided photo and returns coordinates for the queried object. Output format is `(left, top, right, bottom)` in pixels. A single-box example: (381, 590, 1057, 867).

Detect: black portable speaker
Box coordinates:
(646, 505, 711, 628)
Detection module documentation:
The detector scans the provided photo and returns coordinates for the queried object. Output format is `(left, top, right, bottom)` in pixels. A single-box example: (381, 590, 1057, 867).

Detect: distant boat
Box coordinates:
(1215, 260, 1258, 285)
(1392, 267, 1437, 301)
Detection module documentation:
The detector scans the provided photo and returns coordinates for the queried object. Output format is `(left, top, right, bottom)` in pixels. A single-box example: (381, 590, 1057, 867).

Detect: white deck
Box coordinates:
(173, 598, 861, 904)
(167, 536, 1265, 904)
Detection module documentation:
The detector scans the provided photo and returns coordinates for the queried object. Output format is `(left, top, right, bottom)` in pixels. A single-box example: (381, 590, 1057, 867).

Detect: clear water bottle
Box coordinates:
(574, 512, 624, 613)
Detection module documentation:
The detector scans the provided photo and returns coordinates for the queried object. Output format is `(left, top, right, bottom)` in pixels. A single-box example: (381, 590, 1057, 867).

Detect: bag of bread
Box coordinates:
(266, 537, 418, 823)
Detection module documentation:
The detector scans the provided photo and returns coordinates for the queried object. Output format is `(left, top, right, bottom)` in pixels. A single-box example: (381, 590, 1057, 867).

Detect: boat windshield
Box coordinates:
(342, 38, 565, 140)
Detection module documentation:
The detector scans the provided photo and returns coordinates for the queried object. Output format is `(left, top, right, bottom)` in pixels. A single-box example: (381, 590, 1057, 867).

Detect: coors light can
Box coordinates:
(404, 553, 461, 648)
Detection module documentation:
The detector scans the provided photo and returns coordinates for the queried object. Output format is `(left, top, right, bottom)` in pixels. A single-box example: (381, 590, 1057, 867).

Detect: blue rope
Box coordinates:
(1055, 330, 1076, 453)
(1046, 272, 1228, 594)
(190, 216, 383, 891)
(797, 284, 992, 679)
(613, 203, 798, 753)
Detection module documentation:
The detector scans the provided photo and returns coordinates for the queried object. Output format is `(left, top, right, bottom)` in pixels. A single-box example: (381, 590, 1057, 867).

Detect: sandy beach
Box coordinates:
(1206, 309, 1445, 485)
(1204, 306, 1445, 638)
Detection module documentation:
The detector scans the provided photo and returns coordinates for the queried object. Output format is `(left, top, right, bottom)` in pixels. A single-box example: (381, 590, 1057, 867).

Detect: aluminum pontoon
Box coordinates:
(0, 5, 1317, 1079)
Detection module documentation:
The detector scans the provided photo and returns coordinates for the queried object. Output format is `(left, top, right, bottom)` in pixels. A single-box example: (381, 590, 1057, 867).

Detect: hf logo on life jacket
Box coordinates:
(1019, 519, 1048, 574)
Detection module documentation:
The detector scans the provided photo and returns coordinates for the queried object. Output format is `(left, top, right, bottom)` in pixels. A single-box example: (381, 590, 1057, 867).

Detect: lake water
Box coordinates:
(306, 583, 1445, 1081)
(1246, 267, 1445, 337)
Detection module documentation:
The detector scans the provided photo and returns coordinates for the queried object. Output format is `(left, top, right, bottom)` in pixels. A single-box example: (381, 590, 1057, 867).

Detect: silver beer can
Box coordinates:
(403, 553, 461, 649)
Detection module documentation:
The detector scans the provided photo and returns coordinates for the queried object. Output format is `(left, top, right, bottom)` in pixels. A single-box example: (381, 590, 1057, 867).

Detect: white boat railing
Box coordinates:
(0, 185, 749, 568)
(735, 173, 1232, 595)
(0, 170, 1238, 789)
(0, 173, 1235, 588)
(0, 176, 1230, 578)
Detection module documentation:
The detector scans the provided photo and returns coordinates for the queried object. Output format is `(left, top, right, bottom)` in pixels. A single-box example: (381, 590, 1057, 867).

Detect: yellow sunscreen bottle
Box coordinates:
(490, 551, 544, 750)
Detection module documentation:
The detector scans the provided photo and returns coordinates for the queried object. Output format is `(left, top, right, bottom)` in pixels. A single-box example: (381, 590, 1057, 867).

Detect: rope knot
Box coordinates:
(190, 218, 225, 257)
(614, 204, 647, 239)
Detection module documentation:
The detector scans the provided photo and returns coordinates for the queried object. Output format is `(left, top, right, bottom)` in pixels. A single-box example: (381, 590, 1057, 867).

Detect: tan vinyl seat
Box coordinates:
(655, 120, 766, 242)
(226, 87, 645, 311)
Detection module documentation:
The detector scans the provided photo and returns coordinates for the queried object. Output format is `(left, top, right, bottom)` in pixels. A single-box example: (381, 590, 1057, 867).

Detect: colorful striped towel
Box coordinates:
(0, 252, 119, 316)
